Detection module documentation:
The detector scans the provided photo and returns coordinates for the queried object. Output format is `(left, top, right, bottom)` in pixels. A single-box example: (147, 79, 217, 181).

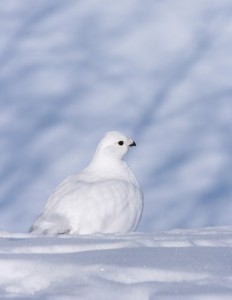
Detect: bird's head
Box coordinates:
(93, 131, 136, 162)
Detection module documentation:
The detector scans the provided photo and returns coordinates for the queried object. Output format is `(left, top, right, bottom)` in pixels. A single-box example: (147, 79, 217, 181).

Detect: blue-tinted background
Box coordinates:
(1, 0, 232, 232)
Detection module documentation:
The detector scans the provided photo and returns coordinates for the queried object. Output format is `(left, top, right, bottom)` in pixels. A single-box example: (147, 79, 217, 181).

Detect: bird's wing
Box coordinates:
(29, 175, 82, 234)
(44, 175, 81, 210)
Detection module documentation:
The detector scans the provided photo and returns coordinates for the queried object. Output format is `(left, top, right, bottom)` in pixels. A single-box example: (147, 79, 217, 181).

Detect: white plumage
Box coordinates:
(29, 131, 143, 235)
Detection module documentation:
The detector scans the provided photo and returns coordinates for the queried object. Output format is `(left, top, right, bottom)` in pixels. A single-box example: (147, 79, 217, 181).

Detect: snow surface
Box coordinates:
(1, 0, 232, 233)
(0, 227, 232, 299)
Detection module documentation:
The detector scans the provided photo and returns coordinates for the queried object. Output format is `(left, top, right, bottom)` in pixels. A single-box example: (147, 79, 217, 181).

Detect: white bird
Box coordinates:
(29, 131, 143, 235)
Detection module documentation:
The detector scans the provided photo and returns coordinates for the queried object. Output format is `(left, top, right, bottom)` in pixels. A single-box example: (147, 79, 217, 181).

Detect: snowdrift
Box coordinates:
(0, 227, 232, 299)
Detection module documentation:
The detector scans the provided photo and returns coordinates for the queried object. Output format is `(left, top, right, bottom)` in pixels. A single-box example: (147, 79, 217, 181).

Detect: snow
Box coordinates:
(0, 227, 232, 299)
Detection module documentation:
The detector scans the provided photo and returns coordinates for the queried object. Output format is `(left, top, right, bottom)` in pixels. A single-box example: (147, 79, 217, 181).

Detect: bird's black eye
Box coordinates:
(118, 141, 124, 146)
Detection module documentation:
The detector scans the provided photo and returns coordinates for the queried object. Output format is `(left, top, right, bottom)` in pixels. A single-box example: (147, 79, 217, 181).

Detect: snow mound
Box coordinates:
(0, 227, 232, 299)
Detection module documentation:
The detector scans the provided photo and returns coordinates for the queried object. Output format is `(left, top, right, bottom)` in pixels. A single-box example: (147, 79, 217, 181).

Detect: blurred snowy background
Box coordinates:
(0, 0, 232, 233)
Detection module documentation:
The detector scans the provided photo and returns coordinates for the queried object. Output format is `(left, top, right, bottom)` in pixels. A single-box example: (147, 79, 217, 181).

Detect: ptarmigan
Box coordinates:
(29, 131, 143, 235)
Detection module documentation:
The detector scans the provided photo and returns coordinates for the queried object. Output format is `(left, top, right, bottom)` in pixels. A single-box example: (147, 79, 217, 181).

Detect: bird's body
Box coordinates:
(29, 131, 143, 235)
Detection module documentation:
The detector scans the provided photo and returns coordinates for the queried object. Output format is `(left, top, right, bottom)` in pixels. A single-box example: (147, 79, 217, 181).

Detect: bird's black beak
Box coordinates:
(129, 141, 136, 147)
